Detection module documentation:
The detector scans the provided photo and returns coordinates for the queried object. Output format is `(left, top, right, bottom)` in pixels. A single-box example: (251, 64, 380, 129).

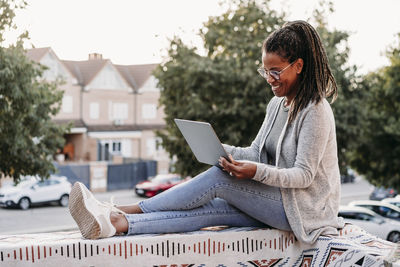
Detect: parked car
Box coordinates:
(348, 200, 400, 221)
(0, 175, 72, 210)
(369, 186, 397, 200)
(339, 206, 400, 243)
(135, 174, 190, 198)
(340, 173, 356, 184)
(382, 197, 400, 209)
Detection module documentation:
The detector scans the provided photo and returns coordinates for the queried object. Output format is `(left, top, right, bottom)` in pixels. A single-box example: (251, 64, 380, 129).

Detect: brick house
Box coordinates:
(26, 47, 170, 174)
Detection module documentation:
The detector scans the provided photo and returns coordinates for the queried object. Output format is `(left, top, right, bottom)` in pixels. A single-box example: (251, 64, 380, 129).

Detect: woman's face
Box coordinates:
(261, 51, 302, 105)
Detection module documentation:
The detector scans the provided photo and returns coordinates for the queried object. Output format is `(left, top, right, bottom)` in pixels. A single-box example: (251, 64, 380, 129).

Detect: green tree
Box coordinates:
(155, 0, 358, 177)
(349, 34, 400, 190)
(155, 0, 285, 177)
(312, 3, 364, 176)
(0, 0, 67, 183)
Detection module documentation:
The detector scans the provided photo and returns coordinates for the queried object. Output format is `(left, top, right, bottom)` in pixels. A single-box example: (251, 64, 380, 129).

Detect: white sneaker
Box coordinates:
(68, 182, 125, 239)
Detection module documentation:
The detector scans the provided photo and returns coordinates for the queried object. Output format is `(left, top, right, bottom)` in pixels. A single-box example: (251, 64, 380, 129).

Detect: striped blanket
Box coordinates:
(0, 224, 398, 266)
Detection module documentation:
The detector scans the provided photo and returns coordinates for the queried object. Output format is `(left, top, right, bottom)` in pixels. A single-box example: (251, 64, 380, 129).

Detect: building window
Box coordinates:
(155, 137, 163, 151)
(112, 141, 121, 152)
(142, 104, 156, 119)
(112, 103, 128, 120)
(97, 140, 124, 161)
(90, 102, 99, 119)
(62, 95, 73, 113)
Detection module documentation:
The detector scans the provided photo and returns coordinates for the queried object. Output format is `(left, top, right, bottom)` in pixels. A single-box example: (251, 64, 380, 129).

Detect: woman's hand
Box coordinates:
(218, 154, 257, 179)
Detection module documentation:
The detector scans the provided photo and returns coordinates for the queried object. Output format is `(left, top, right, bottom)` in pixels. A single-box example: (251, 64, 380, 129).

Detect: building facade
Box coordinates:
(26, 47, 170, 174)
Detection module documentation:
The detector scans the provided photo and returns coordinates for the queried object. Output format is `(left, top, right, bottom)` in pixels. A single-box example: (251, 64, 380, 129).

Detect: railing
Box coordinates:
(54, 160, 157, 191)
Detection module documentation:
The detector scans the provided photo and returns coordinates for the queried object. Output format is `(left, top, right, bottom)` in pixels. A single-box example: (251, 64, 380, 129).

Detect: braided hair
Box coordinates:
(263, 20, 338, 123)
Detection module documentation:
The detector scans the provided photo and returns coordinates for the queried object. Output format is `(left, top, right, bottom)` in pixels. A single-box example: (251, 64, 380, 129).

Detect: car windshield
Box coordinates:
(387, 209, 400, 219)
(376, 187, 386, 193)
(389, 202, 400, 208)
(15, 179, 37, 188)
(150, 175, 181, 184)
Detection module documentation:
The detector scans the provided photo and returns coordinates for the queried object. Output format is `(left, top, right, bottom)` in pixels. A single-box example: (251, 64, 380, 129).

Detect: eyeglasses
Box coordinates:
(257, 61, 295, 81)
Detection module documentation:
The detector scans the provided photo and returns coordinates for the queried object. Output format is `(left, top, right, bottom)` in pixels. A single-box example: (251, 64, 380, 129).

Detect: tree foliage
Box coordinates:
(349, 34, 400, 190)
(155, 0, 285, 177)
(0, 0, 67, 183)
(154, 0, 359, 178)
(311, 3, 363, 175)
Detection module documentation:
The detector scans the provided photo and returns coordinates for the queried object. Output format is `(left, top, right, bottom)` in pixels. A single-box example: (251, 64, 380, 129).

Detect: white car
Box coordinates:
(339, 205, 400, 243)
(382, 197, 400, 209)
(0, 176, 72, 210)
(348, 200, 400, 221)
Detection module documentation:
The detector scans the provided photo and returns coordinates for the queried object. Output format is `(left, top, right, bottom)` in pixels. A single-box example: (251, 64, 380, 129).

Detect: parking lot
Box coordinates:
(0, 189, 143, 234)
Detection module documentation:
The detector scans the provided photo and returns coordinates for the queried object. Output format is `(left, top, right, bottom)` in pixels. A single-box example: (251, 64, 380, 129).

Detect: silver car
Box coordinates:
(381, 197, 400, 209)
(339, 205, 400, 243)
(348, 200, 400, 221)
(0, 176, 71, 210)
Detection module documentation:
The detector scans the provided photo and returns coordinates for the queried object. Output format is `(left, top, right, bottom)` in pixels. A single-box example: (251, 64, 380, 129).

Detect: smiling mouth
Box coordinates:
(271, 85, 281, 91)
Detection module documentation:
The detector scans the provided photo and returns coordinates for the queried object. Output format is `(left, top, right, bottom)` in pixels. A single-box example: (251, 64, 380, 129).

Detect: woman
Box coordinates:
(69, 20, 344, 244)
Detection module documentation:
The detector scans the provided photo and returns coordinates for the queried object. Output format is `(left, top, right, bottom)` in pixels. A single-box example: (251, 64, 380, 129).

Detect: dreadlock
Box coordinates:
(263, 20, 338, 123)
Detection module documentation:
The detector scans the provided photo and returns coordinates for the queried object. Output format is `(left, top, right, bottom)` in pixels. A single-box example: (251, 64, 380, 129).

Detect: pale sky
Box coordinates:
(4, 0, 400, 74)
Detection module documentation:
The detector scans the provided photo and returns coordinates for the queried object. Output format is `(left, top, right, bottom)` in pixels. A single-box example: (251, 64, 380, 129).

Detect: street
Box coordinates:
(0, 189, 144, 235)
(0, 176, 374, 235)
(340, 175, 375, 204)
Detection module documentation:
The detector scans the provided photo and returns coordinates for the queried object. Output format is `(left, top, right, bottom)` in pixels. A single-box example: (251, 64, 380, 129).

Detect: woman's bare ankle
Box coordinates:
(117, 204, 143, 214)
(110, 212, 128, 234)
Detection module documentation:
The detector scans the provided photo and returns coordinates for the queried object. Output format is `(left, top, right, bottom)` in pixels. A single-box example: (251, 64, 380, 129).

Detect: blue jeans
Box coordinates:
(125, 166, 291, 235)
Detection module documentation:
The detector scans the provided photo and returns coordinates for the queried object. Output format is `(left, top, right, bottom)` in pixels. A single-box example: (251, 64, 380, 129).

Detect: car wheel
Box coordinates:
(59, 194, 69, 207)
(135, 188, 145, 197)
(18, 197, 30, 210)
(388, 231, 400, 243)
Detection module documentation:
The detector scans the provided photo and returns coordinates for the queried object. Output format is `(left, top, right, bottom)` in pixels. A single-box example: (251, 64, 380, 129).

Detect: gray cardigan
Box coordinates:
(223, 96, 344, 244)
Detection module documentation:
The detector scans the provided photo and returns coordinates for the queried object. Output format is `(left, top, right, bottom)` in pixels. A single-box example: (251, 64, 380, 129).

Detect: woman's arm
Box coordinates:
(220, 101, 335, 187)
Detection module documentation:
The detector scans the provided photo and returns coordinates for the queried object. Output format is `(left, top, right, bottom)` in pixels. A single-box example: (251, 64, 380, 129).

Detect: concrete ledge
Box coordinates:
(0, 224, 398, 266)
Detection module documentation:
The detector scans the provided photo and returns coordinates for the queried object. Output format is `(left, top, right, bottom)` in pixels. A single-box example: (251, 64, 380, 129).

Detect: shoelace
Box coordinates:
(98, 196, 126, 215)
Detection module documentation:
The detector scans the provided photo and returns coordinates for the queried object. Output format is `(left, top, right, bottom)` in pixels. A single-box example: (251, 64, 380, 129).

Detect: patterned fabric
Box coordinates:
(0, 224, 398, 266)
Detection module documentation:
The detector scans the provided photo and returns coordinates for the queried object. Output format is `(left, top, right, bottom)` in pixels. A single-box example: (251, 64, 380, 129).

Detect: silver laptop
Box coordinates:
(174, 119, 229, 166)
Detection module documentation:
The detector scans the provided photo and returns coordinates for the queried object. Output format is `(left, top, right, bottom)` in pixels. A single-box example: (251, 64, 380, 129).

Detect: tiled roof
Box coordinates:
(62, 59, 109, 86)
(26, 47, 158, 89)
(26, 47, 51, 62)
(115, 64, 158, 89)
(114, 65, 138, 89)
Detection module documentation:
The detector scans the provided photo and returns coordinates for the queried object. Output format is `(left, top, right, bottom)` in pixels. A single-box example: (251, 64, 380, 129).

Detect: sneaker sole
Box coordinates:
(69, 182, 101, 239)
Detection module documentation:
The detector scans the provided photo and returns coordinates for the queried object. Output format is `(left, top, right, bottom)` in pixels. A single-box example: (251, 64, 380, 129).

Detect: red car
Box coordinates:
(135, 174, 190, 197)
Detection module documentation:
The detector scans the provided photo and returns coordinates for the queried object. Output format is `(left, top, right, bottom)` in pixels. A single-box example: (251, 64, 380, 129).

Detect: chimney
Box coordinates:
(88, 53, 103, 60)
